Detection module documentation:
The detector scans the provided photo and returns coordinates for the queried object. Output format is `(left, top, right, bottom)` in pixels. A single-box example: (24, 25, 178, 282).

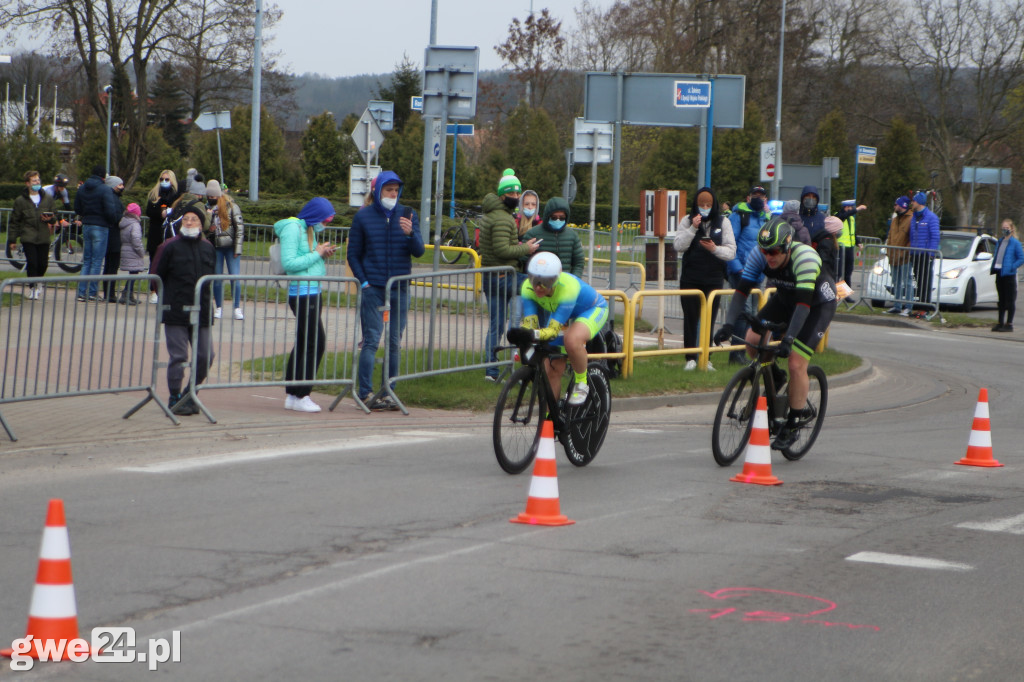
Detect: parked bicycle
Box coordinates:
(711, 313, 828, 466)
(493, 327, 612, 474)
(438, 206, 482, 265)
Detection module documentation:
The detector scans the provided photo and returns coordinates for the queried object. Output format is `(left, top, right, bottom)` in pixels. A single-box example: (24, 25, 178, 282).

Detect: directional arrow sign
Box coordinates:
(194, 111, 232, 131)
(350, 108, 385, 163)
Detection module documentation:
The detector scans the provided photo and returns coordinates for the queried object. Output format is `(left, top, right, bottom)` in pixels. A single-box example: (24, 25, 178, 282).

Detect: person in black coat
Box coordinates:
(152, 201, 216, 416)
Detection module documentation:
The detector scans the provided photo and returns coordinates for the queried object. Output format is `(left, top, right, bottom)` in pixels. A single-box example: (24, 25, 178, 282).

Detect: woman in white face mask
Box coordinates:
(672, 186, 737, 371)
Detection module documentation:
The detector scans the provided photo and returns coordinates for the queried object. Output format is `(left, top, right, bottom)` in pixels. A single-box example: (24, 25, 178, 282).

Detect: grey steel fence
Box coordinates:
(849, 243, 944, 318)
(180, 274, 363, 422)
(0, 274, 172, 441)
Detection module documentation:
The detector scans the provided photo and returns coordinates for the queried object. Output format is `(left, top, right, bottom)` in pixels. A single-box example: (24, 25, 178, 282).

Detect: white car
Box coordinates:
(864, 231, 998, 312)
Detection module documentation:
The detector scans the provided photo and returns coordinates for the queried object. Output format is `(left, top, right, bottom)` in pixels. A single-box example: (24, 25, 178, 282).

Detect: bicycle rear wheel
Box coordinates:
(5, 241, 26, 270)
(561, 363, 612, 467)
(711, 366, 759, 466)
(493, 365, 545, 474)
(781, 366, 827, 461)
(439, 224, 467, 264)
(53, 230, 84, 273)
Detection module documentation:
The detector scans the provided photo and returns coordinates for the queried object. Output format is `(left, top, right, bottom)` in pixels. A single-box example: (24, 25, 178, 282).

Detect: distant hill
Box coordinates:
(286, 70, 510, 131)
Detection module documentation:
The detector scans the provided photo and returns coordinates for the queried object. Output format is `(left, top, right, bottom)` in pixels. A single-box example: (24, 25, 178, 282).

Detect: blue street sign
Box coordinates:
(411, 96, 423, 112)
(446, 123, 475, 136)
(674, 80, 711, 108)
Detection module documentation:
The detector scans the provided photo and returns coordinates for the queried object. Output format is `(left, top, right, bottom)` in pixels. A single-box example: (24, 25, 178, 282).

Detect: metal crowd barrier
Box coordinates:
(180, 274, 363, 422)
(848, 243, 943, 319)
(0, 274, 172, 441)
(378, 266, 515, 414)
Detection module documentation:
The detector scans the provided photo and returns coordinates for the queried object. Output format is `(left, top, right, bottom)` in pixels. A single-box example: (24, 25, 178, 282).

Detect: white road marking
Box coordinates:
(634, 335, 684, 346)
(622, 428, 664, 434)
(846, 551, 973, 571)
(956, 512, 1024, 535)
(119, 435, 443, 474)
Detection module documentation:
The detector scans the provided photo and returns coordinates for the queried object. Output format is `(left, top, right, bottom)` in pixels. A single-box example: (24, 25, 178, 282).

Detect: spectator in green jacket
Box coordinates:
(478, 168, 540, 381)
(522, 197, 585, 278)
(8, 170, 57, 299)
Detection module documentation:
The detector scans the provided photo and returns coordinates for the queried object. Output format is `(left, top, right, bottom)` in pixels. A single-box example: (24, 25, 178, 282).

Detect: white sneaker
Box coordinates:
(149, 292, 159, 304)
(899, 309, 910, 317)
(706, 360, 715, 371)
(292, 396, 322, 413)
(213, 307, 223, 319)
(568, 382, 590, 406)
(684, 359, 697, 371)
(284, 394, 297, 410)
(233, 307, 244, 320)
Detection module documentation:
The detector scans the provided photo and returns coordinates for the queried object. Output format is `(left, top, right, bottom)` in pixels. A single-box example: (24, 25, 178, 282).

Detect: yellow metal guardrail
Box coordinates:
(420, 245, 483, 294)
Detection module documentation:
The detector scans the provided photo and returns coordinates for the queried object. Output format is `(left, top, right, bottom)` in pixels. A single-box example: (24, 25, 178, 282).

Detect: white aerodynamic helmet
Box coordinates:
(526, 253, 562, 289)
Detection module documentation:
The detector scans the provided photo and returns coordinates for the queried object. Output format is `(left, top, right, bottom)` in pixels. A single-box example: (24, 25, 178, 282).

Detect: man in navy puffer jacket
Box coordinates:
(348, 170, 425, 409)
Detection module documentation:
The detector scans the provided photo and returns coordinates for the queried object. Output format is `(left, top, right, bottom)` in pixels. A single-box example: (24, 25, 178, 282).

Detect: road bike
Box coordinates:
(5, 212, 84, 273)
(711, 313, 828, 466)
(438, 206, 481, 265)
(493, 327, 612, 474)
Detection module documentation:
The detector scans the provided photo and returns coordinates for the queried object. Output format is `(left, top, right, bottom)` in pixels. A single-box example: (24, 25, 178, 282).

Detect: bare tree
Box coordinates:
(883, 0, 1024, 224)
(495, 8, 566, 109)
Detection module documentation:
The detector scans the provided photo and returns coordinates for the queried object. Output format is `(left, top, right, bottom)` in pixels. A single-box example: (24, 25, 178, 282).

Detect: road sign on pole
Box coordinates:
(760, 142, 778, 183)
(350, 108, 385, 164)
(410, 96, 423, 112)
(349, 164, 382, 207)
(856, 145, 877, 165)
(674, 80, 711, 108)
(194, 111, 232, 185)
(367, 100, 394, 131)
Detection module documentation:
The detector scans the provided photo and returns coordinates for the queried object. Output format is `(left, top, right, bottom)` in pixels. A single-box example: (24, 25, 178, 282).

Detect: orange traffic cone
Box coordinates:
(1, 499, 86, 660)
(730, 396, 782, 486)
(511, 421, 575, 526)
(956, 388, 1003, 467)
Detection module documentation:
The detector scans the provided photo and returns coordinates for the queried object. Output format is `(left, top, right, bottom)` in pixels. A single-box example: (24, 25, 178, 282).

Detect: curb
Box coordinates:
(612, 358, 874, 412)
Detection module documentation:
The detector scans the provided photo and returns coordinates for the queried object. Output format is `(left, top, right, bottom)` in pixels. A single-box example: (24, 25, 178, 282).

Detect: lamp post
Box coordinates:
(771, 0, 787, 200)
(103, 85, 112, 174)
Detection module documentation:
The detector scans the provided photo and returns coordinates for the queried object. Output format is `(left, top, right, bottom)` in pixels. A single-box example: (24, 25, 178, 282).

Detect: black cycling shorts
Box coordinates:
(758, 295, 836, 359)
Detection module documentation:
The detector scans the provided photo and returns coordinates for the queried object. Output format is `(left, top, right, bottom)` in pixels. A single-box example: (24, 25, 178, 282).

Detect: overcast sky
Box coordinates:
(274, 0, 584, 78)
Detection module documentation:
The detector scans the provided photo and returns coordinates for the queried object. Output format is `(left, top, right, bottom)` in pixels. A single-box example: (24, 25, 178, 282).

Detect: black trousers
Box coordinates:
(996, 276, 1017, 324)
(286, 293, 326, 398)
(22, 242, 50, 280)
(680, 277, 723, 363)
(911, 255, 934, 304)
(102, 250, 121, 299)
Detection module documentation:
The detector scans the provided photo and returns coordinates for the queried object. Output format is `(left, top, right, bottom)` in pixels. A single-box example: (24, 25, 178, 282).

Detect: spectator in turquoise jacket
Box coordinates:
(522, 197, 585, 278)
(273, 197, 338, 413)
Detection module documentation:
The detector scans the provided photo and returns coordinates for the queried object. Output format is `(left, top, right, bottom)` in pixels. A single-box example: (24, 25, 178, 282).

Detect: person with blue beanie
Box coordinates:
(273, 196, 339, 413)
(348, 170, 425, 410)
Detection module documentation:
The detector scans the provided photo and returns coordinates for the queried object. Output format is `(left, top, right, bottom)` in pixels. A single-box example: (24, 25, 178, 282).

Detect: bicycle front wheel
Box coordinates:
(493, 366, 545, 474)
(5, 241, 26, 270)
(781, 366, 828, 461)
(712, 366, 759, 466)
(439, 225, 467, 264)
(53, 231, 84, 273)
(561, 363, 612, 467)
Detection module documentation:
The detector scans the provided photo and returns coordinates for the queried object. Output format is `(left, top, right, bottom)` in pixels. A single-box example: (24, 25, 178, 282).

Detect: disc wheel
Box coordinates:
(560, 363, 612, 467)
(781, 366, 827, 461)
(439, 225, 467, 264)
(711, 366, 759, 466)
(493, 366, 545, 474)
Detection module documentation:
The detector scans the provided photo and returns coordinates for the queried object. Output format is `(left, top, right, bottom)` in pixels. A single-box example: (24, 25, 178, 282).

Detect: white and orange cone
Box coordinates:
(730, 396, 782, 486)
(1, 499, 86, 660)
(511, 421, 575, 526)
(956, 388, 1003, 467)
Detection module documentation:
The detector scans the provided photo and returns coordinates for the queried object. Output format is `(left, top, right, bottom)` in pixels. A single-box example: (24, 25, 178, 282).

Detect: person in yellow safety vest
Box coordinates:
(834, 199, 867, 284)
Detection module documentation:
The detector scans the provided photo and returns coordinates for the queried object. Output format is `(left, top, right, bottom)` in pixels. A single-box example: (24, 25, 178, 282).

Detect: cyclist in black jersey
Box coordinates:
(714, 217, 838, 449)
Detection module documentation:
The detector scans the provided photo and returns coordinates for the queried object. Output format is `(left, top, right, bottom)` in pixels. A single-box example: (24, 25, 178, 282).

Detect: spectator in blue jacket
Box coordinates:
(992, 219, 1024, 332)
(798, 185, 827, 244)
(909, 191, 941, 304)
(74, 166, 123, 301)
(348, 170, 425, 410)
(726, 186, 770, 363)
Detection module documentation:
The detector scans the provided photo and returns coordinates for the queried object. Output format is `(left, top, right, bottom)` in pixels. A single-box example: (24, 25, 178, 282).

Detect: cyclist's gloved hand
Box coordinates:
(713, 324, 734, 345)
(777, 335, 795, 358)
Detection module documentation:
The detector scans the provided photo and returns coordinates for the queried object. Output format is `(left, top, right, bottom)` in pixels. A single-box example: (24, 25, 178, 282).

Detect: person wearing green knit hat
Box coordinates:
(479, 167, 539, 381)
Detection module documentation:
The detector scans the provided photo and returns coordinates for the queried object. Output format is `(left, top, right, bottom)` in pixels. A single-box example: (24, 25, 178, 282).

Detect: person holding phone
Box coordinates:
(9, 170, 58, 299)
(348, 170, 425, 410)
(273, 196, 338, 413)
(673, 186, 736, 371)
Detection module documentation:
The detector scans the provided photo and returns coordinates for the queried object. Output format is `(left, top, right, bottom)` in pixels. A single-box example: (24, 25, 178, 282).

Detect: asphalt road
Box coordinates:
(0, 321, 1022, 681)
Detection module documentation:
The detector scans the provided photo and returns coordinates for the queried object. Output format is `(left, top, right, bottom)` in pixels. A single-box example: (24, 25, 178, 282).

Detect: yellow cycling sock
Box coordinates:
(574, 371, 588, 385)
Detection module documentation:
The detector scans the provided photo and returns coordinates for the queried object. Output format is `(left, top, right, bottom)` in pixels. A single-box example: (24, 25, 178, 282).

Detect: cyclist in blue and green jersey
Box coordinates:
(520, 253, 609, 406)
(713, 217, 838, 449)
